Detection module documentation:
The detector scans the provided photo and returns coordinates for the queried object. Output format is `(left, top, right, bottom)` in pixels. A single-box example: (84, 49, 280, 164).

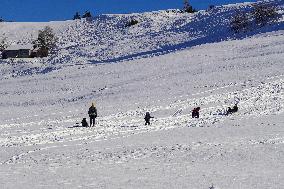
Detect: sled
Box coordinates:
(172, 109, 183, 117)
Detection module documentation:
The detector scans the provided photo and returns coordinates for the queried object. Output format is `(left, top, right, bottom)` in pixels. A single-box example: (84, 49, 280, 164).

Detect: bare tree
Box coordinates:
(0, 35, 8, 52)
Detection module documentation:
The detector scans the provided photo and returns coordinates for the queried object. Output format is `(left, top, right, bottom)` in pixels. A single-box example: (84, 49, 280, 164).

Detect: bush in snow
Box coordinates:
(252, 4, 279, 26)
(33, 26, 57, 56)
(0, 17, 4, 22)
(208, 5, 215, 10)
(126, 19, 139, 27)
(230, 11, 250, 33)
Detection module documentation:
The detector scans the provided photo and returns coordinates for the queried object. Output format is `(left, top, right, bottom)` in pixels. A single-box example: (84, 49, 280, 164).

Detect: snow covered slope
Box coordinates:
(0, 0, 283, 72)
(0, 0, 284, 189)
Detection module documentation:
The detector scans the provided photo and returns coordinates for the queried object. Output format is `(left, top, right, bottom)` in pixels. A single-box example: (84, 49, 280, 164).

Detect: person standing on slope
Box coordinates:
(88, 102, 97, 127)
(144, 112, 154, 125)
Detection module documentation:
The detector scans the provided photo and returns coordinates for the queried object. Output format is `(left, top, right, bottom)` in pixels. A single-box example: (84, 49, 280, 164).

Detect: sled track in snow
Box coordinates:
(3, 134, 284, 165)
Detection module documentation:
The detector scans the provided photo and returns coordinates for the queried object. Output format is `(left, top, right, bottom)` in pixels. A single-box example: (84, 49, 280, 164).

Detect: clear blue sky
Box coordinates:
(1, 0, 257, 22)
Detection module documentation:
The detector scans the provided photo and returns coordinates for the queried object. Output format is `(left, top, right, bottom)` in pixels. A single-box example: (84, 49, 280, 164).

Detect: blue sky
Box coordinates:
(1, 0, 257, 22)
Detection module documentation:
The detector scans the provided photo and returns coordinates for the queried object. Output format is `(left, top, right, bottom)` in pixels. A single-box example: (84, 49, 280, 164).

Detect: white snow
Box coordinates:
(0, 0, 283, 188)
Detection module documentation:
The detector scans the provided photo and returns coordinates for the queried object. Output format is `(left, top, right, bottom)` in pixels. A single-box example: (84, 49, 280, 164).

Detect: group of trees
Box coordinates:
(72, 1, 197, 19)
(231, 3, 279, 33)
(73, 1, 197, 18)
(73, 11, 92, 20)
(1, 1, 279, 57)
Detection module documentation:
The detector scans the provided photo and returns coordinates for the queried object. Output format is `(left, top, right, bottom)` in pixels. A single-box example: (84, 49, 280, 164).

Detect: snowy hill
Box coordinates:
(0, 0, 283, 72)
(0, 0, 284, 188)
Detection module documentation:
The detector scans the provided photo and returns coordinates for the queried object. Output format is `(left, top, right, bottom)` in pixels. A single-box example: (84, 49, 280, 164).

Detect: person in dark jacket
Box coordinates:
(226, 104, 238, 115)
(192, 107, 200, 118)
(233, 104, 238, 112)
(88, 103, 97, 127)
(81, 118, 88, 127)
(144, 112, 154, 125)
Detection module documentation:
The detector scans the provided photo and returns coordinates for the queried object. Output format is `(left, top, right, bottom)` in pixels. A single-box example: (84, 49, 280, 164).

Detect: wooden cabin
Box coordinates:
(2, 44, 33, 59)
(2, 44, 49, 59)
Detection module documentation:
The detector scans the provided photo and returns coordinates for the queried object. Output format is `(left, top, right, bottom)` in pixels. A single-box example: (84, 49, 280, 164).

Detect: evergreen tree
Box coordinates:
(82, 11, 92, 18)
(73, 12, 81, 20)
(208, 5, 215, 10)
(183, 0, 196, 13)
(33, 26, 57, 56)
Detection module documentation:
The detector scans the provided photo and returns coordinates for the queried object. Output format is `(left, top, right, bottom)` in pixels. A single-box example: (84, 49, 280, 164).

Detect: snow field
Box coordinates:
(0, 0, 283, 188)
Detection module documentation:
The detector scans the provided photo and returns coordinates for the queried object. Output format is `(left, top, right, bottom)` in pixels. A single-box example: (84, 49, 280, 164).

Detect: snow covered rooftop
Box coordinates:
(5, 44, 33, 50)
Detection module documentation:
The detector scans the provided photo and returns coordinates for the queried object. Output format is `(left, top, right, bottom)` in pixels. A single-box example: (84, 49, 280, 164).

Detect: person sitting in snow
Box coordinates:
(233, 104, 238, 112)
(192, 107, 200, 118)
(88, 102, 97, 127)
(81, 118, 88, 127)
(144, 112, 154, 125)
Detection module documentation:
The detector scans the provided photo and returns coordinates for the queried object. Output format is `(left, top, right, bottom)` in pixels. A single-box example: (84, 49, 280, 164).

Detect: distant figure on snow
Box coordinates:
(226, 104, 238, 115)
(144, 112, 154, 125)
(192, 107, 200, 118)
(81, 118, 88, 127)
(88, 102, 97, 126)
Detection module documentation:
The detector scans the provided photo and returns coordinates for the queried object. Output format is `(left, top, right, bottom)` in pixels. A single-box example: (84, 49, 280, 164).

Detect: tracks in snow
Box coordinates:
(0, 77, 283, 150)
(0, 76, 284, 165)
(0, 76, 284, 146)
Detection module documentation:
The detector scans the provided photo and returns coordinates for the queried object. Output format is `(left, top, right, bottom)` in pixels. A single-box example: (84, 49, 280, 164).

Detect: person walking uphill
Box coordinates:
(88, 103, 97, 127)
(144, 112, 154, 125)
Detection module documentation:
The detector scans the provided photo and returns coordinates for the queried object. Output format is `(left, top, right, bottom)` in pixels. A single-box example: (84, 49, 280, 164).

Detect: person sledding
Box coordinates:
(226, 104, 238, 115)
(192, 107, 200, 118)
(144, 112, 154, 125)
(88, 102, 97, 127)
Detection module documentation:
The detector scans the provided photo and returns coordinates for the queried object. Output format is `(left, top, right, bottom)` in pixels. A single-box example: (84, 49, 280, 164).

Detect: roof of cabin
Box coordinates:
(5, 44, 33, 51)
